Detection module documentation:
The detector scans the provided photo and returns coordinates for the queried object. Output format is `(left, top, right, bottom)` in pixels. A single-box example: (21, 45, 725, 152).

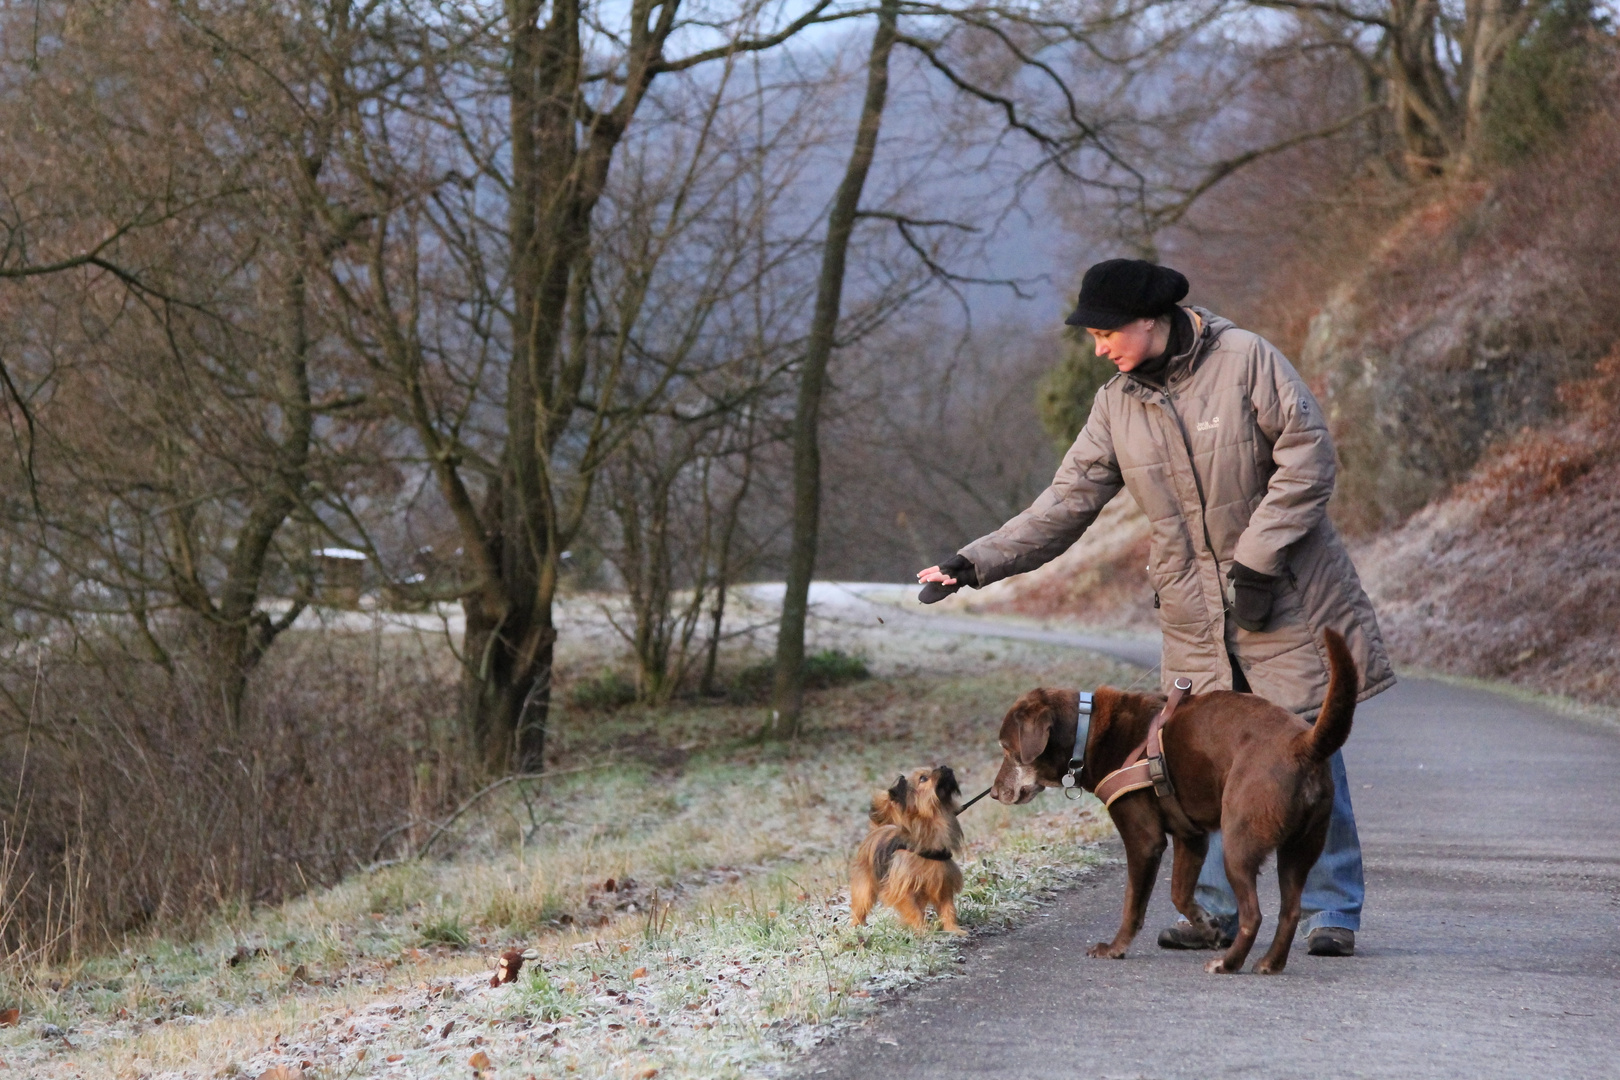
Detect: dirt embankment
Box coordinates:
(1357, 349, 1620, 705)
(1303, 106, 1620, 535)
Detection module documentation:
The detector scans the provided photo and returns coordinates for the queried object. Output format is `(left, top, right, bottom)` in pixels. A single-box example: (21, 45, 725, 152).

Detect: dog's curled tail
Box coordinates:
(1295, 629, 1357, 762)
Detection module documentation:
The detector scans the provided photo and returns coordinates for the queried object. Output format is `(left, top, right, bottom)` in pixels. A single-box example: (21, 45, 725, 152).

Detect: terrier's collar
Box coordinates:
(1061, 691, 1095, 791)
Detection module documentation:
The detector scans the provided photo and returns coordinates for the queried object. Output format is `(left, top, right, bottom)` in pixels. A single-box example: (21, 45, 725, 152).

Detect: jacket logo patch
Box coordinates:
(1196, 416, 1220, 432)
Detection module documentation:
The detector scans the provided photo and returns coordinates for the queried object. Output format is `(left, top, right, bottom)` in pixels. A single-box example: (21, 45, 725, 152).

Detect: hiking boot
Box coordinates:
(1156, 920, 1234, 950)
(1306, 927, 1355, 957)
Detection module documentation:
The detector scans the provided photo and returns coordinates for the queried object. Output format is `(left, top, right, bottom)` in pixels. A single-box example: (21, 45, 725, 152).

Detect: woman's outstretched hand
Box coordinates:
(917, 554, 977, 604)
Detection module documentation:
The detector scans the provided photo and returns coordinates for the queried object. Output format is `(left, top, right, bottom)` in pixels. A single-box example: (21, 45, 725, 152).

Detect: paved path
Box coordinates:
(777, 581, 1166, 670)
(800, 674, 1620, 1079)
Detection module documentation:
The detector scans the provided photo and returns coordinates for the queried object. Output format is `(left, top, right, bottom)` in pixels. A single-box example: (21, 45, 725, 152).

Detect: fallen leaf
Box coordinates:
(0, 1009, 16, 1027)
(257, 1068, 303, 1080)
(385, 1054, 402, 1063)
(356, 1050, 367, 1062)
(468, 1051, 491, 1069)
(492, 949, 528, 986)
(440, 1020, 454, 1039)
(630, 967, 647, 980)
(640, 1070, 659, 1079)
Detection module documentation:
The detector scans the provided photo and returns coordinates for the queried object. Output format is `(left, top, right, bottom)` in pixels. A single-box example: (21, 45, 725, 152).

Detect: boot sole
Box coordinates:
(1157, 930, 1235, 950)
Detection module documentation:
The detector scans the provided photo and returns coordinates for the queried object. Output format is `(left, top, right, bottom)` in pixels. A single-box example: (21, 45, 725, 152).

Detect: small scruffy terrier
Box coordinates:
(850, 765, 964, 933)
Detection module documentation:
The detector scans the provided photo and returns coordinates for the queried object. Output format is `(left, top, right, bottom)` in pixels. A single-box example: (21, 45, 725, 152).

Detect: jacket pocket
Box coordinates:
(1228, 577, 1328, 713)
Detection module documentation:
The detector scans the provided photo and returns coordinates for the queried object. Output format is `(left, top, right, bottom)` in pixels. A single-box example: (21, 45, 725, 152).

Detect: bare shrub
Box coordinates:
(0, 629, 468, 968)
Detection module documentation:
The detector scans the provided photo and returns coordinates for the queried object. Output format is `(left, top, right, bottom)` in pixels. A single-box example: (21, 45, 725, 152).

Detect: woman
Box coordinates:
(918, 258, 1393, 956)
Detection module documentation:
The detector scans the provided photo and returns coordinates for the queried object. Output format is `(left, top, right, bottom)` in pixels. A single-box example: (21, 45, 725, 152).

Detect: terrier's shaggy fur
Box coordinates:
(850, 766, 965, 933)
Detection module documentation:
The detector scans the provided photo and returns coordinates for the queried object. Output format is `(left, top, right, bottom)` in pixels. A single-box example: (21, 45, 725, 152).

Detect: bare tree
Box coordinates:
(768, 0, 1247, 728)
(768, 0, 901, 732)
(291, 1, 870, 771)
(0, 2, 380, 724)
(1242, 0, 1598, 176)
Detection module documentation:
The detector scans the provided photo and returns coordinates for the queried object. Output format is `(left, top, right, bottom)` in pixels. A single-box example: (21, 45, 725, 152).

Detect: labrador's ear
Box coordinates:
(1000, 692, 1055, 766)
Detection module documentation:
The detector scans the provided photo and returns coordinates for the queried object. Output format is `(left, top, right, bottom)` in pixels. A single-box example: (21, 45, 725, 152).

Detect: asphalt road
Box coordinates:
(799, 674, 1620, 1079)
(779, 581, 1167, 670)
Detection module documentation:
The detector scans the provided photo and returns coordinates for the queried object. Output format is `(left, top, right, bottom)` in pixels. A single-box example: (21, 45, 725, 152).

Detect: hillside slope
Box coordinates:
(1357, 349, 1620, 705)
(1303, 106, 1620, 534)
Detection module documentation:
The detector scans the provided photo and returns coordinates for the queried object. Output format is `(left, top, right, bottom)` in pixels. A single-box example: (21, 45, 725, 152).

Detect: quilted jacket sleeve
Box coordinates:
(1230, 340, 1337, 577)
(958, 390, 1125, 587)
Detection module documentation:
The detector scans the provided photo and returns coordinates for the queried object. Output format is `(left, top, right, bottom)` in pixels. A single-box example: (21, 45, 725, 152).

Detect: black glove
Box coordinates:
(919, 553, 979, 605)
(1228, 561, 1279, 632)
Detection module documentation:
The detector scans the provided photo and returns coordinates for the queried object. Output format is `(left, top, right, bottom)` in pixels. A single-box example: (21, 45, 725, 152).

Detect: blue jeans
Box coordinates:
(1193, 750, 1364, 936)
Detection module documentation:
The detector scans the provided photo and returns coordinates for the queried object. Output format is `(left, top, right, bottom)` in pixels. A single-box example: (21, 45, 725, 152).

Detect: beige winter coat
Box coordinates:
(961, 308, 1394, 714)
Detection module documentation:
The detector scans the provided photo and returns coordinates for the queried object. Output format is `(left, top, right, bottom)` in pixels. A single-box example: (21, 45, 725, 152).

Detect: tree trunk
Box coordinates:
(1457, 0, 1541, 174)
(769, 0, 899, 735)
(462, 587, 555, 774)
(701, 427, 755, 697)
(204, 244, 316, 727)
(1385, 0, 1458, 174)
(457, 0, 588, 774)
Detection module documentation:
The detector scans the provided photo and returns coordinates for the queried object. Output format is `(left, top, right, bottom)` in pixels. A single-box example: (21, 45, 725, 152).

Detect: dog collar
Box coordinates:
(1061, 691, 1094, 791)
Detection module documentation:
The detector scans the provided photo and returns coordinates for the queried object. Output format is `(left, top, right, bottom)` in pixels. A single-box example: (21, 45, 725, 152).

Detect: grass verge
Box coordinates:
(0, 642, 1134, 1079)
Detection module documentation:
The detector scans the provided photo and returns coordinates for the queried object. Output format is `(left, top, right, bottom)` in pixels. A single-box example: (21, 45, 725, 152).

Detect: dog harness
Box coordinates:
(1092, 678, 1193, 808)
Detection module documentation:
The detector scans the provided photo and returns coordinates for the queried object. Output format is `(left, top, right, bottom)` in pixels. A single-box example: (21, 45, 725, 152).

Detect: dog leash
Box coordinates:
(958, 786, 991, 812)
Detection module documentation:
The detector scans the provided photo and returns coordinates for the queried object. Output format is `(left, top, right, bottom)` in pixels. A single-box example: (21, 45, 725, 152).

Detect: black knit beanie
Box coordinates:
(1063, 259, 1190, 330)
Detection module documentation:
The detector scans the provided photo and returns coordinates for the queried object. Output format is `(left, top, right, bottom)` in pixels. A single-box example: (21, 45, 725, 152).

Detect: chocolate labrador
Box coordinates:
(991, 630, 1356, 974)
